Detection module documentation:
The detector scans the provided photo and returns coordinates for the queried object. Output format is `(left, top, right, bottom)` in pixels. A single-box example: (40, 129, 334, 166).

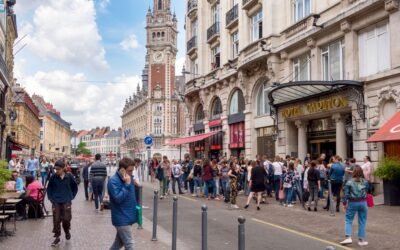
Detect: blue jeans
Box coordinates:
(204, 179, 215, 198)
(221, 179, 229, 201)
(193, 177, 202, 195)
(29, 170, 36, 178)
(345, 201, 368, 240)
(172, 176, 183, 194)
(41, 172, 48, 186)
(274, 175, 281, 201)
(92, 178, 105, 209)
(110, 225, 134, 250)
(284, 187, 293, 205)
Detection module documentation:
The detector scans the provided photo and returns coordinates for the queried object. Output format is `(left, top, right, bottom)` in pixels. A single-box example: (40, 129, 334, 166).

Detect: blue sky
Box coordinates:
(13, 0, 186, 130)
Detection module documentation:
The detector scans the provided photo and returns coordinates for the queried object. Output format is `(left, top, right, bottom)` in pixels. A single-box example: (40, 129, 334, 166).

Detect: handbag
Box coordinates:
(136, 205, 143, 226)
(367, 194, 374, 208)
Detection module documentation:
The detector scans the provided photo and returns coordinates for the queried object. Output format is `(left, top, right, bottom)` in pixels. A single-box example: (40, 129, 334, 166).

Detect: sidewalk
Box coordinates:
(0, 183, 170, 250)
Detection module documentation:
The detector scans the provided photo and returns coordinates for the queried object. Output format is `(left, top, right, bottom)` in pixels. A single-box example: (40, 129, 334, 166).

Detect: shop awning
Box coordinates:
(367, 112, 400, 143)
(11, 140, 30, 151)
(166, 131, 219, 145)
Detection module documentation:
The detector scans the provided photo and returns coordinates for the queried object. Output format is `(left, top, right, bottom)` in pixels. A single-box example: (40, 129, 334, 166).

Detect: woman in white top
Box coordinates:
(272, 156, 283, 202)
(361, 156, 373, 193)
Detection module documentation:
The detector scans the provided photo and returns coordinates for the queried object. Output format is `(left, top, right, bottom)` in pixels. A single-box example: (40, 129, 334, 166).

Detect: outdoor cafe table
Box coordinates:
(0, 192, 21, 199)
(0, 194, 22, 236)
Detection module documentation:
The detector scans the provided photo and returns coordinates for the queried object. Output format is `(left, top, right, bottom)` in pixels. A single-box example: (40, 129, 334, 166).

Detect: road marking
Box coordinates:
(252, 218, 353, 250)
(178, 195, 198, 202)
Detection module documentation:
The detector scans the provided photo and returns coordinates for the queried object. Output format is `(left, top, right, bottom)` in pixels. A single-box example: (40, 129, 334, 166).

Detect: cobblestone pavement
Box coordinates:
(0, 177, 170, 250)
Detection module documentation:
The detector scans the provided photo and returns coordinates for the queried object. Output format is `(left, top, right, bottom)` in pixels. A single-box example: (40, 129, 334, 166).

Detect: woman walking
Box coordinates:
(228, 162, 240, 209)
(340, 166, 369, 246)
(40, 157, 49, 187)
(307, 161, 320, 212)
(244, 160, 266, 210)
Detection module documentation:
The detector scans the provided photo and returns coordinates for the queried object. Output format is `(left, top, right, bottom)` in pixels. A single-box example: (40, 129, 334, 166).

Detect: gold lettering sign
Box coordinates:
(281, 96, 348, 119)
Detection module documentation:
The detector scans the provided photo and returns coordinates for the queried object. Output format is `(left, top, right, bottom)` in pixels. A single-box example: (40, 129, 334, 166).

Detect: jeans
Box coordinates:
(41, 172, 48, 186)
(92, 178, 105, 209)
(308, 183, 319, 209)
(182, 172, 188, 190)
(110, 225, 134, 250)
(189, 179, 194, 194)
(204, 179, 215, 198)
(326, 182, 343, 209)
(345, 201, 368, 240)
(221, 179, 229, 201)
(172, 176, 183, 194)
(193, 177, 203, 195)
(274, 175, 281, 201)
(84, 179, 89, 200)
(29, 170, 36, 179)
(284, 187, 293, 205)
(319, 179, 326, 198)
(52, 202, 72, 238)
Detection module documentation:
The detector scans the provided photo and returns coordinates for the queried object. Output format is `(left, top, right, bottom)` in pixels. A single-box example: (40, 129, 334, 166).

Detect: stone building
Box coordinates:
(121, 0, 187, 161)
(184, 0, 400, 163)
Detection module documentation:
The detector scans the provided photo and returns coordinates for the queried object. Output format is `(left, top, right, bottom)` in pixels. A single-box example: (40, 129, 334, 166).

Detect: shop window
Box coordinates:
(251, 10, 263, 42)
(293, 0, 311, 23)
(229, 122, 245, 149)
(229, 89, 245, 115)
(195, 105, 205, 123)
(293, 53, 311, 81)
(256, 83, 271, 116)
(321, 39, 345, 81)
(211, 98, 223, 120)
(359, 21, 390, 77)
(232, 31, 239, 58)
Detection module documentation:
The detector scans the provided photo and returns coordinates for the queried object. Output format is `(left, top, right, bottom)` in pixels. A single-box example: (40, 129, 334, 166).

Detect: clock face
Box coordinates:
(153, 51, 164, 62)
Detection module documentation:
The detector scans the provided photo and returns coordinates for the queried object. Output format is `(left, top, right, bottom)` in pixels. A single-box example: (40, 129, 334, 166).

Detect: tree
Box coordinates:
(76, 142, 91, 156)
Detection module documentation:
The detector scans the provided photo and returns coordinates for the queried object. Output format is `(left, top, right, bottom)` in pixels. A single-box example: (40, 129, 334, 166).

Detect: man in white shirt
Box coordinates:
(8, 154, 17, 170)
(171, 160, 184, 195)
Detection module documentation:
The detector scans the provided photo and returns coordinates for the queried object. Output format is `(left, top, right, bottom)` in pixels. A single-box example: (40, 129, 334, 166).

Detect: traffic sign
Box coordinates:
(144, 136, 153, 146)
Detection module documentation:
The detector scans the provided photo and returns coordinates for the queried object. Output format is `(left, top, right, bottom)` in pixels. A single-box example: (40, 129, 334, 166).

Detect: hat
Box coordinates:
(54, 159, 65, 168)
(11, 154, 17, 158)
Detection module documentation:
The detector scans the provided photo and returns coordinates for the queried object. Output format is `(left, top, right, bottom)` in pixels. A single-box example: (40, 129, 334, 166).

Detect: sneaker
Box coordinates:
(160, 196, 164, 200)
(257, 206, 260, 211)
(358, 240, 368, 246)
(65, 231, 71, 240)
(215, 197, 220, 201)
(244, 204, 249, 209)
(340, 237, 352, 245)
(100, 204, 104, 211)
(288, 204, 294, 207)
(51, 238, 61, 246)
(231, 204, 239, 209)
(192, 194, 197, 197)
(314, 207, 318, 212)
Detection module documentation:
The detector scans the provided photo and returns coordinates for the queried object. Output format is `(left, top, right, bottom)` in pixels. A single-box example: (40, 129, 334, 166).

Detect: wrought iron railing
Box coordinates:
(226, 4, 239, 26)
(207, 22, 220, 41)
(187, 36, 197, 52)
(0, 55, 9, 82)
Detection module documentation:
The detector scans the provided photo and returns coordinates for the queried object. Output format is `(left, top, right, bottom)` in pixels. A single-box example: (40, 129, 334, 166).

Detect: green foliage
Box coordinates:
(374, 157, 400, 181)
(0, 160, 12, 194)
(76, 142, 91, 156)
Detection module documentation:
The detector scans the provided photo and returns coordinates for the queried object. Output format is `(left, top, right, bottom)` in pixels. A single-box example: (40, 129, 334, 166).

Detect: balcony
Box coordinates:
(226, 4, 239, 29)
(242, 0, 260, 11)
(0, 55, 9, 85)
(187, 0, 198, 20)
(207, 22, 220, 44)
(187, 36, 198, 57)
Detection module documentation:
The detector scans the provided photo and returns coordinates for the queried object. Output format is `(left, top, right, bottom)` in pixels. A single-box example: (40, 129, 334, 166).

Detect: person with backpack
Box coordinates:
(192, 160, 203, 197)
(181, 155, 193, 193)
(171, 159, 184, 195)
(47, 159, 78, 247)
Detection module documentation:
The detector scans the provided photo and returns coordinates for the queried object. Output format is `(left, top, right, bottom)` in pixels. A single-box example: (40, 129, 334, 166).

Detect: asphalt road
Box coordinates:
(141, 183, 348, 250)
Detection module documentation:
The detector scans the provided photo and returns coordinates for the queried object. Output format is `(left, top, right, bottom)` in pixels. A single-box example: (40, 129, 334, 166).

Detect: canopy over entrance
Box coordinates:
(268, 80, 366, 121)
(166, 131, 219, 145)
(367, 112, 400, 142)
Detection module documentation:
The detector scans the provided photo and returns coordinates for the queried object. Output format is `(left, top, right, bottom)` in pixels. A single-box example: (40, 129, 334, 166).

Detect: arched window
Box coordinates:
(211, 98, 222, 120)
(195, 105, 205, 123)
(257, 83, 271, 116)
(158, 0, 163, 10)
(229, 89, 245, 115)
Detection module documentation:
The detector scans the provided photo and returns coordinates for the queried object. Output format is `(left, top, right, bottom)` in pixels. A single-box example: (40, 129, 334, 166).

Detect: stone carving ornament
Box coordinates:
(370, 86, 400, 127)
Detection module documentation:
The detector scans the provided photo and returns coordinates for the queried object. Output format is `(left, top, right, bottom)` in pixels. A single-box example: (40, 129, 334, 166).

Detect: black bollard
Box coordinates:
(151, 190, 159, 241)
(137, 186, 143, 230)
(201, 205, 208, 250)
(238, 216, 246, 250)
(172, 196, 178, 250)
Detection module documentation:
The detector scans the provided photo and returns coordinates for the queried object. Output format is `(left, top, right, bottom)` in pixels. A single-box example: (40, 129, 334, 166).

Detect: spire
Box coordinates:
(137, 83, 140, 93)
(147, 5, 152, 16)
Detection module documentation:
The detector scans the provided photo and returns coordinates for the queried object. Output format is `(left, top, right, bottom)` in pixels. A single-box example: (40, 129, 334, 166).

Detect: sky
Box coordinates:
(13, 0, 186, 130)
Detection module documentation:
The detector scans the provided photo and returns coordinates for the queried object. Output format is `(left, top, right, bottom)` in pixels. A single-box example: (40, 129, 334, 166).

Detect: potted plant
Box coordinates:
(374, 157, 400, 206)
(0, 160, 12, 195)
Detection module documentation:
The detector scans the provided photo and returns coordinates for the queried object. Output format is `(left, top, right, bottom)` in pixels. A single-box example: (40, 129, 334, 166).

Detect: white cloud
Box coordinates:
(20, 0, 108, 69)
(98, 0, 111, 10)
(20, 70, 141, 130)
(120, 34, 140, 50)
(175, 57, 185, 76)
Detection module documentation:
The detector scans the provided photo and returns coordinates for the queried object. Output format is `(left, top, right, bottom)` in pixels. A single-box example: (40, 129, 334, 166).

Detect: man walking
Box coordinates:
(82, 161, 92, 201)
(108, 157, 137, 250)
(47, 159, 78, 246)
(91, 154, 108, 211)
(27, 155, 39, 179)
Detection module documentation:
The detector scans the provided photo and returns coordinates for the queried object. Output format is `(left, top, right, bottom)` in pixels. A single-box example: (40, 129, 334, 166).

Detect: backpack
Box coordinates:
(156, 165, 164, 180)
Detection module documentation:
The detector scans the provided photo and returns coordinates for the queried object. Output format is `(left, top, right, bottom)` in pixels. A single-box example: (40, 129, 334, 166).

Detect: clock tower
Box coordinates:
(145, 0, 180, 145)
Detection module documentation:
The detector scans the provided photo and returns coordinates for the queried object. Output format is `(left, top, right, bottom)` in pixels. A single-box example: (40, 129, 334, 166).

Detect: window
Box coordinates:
(154, 125, 162, 135)
(211, 3, 220, 24)
(293, 0, 311, 23)
(293, 53, 311, 81)
(359, 21, 390, 77)
(158, 0, 162, 10)
(190, 59, 198, 77)
(195, 105, 205, 123)
(251, 10, 263, 42)
(232, 32, 239, 58)
(172, 116, 177, 123)
(191, 19, 198, 37)
(321, 40, 345, 81)
(211, 98, 223, 120)
(155, 103, 163, 111)
(154, 117, 162, 124)
(256, 83, 271, 116)
(172, 105, 177, 112)
(211, 45, 220, 69)
(229, 90, 245, 115)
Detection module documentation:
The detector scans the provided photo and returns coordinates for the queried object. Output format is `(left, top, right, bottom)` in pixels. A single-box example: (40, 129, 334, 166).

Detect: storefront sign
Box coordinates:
(209, 119, 222, 127)
(281, 96, 348, 119)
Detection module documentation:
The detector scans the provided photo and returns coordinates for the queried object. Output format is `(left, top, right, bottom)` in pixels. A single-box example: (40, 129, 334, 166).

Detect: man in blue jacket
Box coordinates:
(108, 157, 137, 250)
(324, 155, 345, 212)
(47, 159, 78, 246)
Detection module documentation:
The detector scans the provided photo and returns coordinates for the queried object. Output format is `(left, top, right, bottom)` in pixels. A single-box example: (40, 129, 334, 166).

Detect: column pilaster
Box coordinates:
(295, 120, 308, 161)
(333, 113, 347, 158)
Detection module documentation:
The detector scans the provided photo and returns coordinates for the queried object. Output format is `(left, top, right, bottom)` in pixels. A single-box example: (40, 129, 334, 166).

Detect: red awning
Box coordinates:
(166, 131, 220, 145)
(11, 140, 30, 151)
(367, 112, 400, 142)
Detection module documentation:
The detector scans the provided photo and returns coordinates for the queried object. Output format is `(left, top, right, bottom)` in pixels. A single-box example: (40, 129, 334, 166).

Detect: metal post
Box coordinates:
(238, 216, 246, 250)
(151, 190, 159, 241)
(201, 205, 208, 250)
(141, 162, 145, 182)
(137, 186, 143, 230)
(172, 196, 178, 250)
(179, 144, 182, 162)
(147, 147, 151, 182)
(328, 180, 335, 216)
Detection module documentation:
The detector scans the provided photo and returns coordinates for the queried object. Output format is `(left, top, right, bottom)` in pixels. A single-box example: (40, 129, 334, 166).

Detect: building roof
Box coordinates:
(106, 129, 121, 138)
(14, 87, 40, 118)
(32, 94, 72, 129)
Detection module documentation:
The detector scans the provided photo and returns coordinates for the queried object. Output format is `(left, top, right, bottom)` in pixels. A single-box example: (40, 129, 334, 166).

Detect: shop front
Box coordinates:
(209, 119, 223, 160)
(228, 89, 246, 157)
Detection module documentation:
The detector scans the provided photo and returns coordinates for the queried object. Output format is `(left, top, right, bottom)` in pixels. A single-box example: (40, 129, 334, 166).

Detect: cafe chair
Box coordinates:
(0, 198, 11, 237)
(27, 188, 48, 220)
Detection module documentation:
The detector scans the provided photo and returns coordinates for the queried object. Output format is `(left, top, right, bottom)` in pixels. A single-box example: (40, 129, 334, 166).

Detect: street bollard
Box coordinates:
(238, 216, 246, 250)
(172, 196, 178, 250)
(151, 190, 159, 241)
(201, 205, 208, 250)
(327, 180, 335, 216)
(137, 186, 143, 230)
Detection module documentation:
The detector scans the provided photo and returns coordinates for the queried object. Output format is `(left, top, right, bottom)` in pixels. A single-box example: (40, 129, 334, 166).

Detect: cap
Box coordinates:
(54, 159, 65, 168)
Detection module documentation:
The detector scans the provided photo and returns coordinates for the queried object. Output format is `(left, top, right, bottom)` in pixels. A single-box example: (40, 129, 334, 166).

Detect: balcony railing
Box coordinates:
(187, 0, 198, 14)
(187, 36, 197, 53)
(0, 55, 9, 83)
(226, 4, 239, 28)
(207, 22, 220, 42)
